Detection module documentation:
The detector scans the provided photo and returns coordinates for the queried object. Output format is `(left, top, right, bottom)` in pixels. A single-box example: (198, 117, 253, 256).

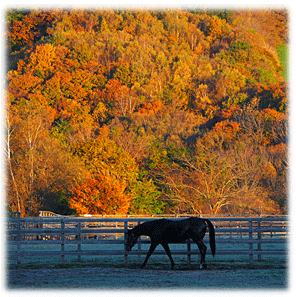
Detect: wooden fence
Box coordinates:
(6, 216, 288, 267)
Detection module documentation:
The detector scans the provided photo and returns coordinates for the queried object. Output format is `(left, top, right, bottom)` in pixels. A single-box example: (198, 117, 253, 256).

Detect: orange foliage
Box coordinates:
(6, 9, 287, 216)
(213, 120, 240, 140)
(261, 162, 277, 180)
(256, 83, 287, 111)
(8, 11, 53, 50)
(219, 105, 240, 120)
(103, 79, 128, 99)
(8, 71, 43, 99)
(267, 142, 286, 156)
(138, 100, 163, 115)
(69, 176, 131, 215)
(207, 16, 229, 42)
(263, 108, 285, 122)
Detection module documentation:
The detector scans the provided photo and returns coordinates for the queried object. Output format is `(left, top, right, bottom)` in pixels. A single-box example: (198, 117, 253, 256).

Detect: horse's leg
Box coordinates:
(196, 241, 207, 269)
(161, 242, 175, 270)
(190, 234, 207, 270)
(141, 242, 158, 268)
(188, 223, 207, 270)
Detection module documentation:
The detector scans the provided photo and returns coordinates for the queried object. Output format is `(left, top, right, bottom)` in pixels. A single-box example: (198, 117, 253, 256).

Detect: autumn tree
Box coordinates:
(224, 146, 281, 215)
(7, 10, 53, 52)
(6, 97, 84, 216)
(6, 98, 53, 215)
(69, 176, 131, 215)
(5, 100, 21, 212)
(6, 9, 287, 216)
(151, 144, 238, 214)
(72, 127, 164, 214)
(151, 140, 282, 215)
(103, 79, 139, 117)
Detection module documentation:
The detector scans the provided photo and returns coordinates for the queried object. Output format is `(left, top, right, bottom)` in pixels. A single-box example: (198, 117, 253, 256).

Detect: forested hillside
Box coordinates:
(5, 9, 288, 216)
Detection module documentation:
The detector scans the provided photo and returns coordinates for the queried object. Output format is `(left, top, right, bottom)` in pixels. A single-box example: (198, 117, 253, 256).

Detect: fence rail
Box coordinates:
(6, 216, 288, 267)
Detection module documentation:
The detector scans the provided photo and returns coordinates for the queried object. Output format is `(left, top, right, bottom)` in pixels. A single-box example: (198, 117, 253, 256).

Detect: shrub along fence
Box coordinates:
(6, 214, 288, 267)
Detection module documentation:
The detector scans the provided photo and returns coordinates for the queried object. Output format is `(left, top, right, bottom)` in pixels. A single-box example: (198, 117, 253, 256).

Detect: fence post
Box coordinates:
(124, 221, 128, 267)
(137, 221, 142, 264)
(16, 217, 21, 265)
(61, 218, 65, 264)
(249, 220, 253, 266)
(77, 221, 81, 262)
(257, 219, 262, 261)
(37, 220, 43, 240)
(115, 222, 118, 240)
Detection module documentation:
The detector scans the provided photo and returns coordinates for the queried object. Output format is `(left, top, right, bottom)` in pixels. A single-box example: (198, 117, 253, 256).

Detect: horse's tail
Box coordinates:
(204, 219, 216, 257)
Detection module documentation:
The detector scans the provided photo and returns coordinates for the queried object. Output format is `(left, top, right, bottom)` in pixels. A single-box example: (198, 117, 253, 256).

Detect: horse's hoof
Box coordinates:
(199, 264, 207, 270)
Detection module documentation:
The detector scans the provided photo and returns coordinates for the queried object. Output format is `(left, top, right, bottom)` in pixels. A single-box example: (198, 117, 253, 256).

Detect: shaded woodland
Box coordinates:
(5, 9, 288, 216)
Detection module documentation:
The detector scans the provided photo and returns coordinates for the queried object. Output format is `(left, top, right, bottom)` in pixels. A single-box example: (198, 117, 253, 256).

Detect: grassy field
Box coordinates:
(277, 44, 288, 80)
(6, 239, 288, 289)
(7, 265, 287, 289)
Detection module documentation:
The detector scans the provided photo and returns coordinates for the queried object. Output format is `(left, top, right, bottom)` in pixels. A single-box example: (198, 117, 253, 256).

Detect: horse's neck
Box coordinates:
(134, 223, 151, 237)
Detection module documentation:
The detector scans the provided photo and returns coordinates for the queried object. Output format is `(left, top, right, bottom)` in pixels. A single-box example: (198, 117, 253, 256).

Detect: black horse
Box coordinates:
(125, 217, 215, 269)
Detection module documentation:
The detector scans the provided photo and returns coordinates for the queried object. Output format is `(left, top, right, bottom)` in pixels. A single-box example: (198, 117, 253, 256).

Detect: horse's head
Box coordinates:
(125, 229, 138, 252)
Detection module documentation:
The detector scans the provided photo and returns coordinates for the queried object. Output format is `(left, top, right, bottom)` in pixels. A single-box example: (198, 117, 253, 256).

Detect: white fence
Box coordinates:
(6, 216, 288, 266)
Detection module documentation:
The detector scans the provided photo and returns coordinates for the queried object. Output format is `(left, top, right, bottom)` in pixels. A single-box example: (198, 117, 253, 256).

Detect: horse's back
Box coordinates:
(144, 217, 206, 235)
(188, 217, 206, 225)
(189, 216, 207, 225)
(154, 217, 205, 231)
(152, 218, 193, 243)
